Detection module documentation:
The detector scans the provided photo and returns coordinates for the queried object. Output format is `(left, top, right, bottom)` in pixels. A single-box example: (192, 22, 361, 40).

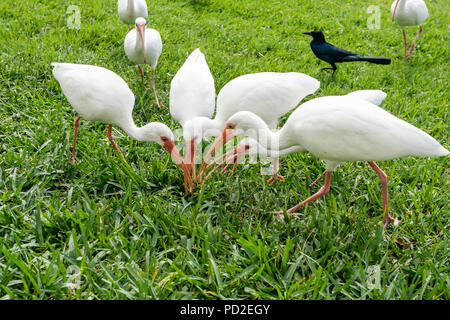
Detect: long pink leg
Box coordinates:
(107, 124, 127, 163)
(310, 171, 325, 188)
(267, 157, 285, 184)
(367, 161, 395, 227)
(138, 65, 145, 80)
(70, 115, 81, 164)
(406, 26, 423, 61)
(151, 69, 166, 109)
(402, 29, 408, 61)
(280, 171, 332, 217)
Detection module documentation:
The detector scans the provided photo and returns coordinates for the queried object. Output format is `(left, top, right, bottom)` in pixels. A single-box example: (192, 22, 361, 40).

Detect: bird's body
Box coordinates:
(169, 48, 216, 181)
(170, 49, 216, 129)
(303, 31, 391, 73)
(53, 63, 135, 129)
(391, 0, 429, 61)
(188, 72, 320, 140)
(278, 96, 446, 165)
(212, 90, 388, 178)
(391, 0, 428, 26)
(344, 89, 387, 106)
(118, 0, 148, 25)
(52, 62, 193, 190)
(214, 94, 448, 226)
(198, 72, 320, 182)
(124, 18, 164, 108)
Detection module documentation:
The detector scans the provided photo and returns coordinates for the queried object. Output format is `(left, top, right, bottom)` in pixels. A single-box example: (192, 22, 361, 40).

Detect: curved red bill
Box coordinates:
(136, 23, 146, 63)
(203, 144, 249, 182)
(392, 0, 400, 20)
(198, 128, 233, 180)
(163, 140, 194, 193)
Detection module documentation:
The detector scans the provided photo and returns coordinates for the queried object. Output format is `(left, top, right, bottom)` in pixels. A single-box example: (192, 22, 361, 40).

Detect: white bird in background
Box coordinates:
(118, 0, 148, 26)
(391, 0, 429, 61)
(51, 63, 193, 192)
(124, 17, 164, 108)
(169, 48, 216, 180)
(206, 94, 448, 227)
(195, 72, 320, 183)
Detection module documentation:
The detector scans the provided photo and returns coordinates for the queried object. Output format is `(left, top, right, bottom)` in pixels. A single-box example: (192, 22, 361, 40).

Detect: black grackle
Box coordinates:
(303, 30, 391, 74)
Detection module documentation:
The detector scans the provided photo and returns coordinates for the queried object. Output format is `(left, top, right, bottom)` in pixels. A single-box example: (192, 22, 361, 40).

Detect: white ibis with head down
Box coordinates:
(206, 93, 448, 227)
(52, 62, 193, 192)
(169, 48, 216, 181)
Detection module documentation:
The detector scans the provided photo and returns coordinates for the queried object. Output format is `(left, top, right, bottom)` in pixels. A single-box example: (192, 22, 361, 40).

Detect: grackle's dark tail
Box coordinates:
(342, 56, 391, 65)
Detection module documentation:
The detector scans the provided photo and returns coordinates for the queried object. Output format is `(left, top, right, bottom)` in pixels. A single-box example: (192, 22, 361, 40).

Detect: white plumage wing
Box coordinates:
(118, 0, 148, 25)
(169, 49, 216, 126)
(288, 96, 448, 162)
(215, 72, 320, 125)
(52, 63, 135, 127)
(345, 90, 387, 106)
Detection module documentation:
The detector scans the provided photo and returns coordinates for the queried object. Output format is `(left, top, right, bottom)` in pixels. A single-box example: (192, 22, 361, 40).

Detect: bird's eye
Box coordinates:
(161, 137, 167, 142)
(228, 124, 234, 129)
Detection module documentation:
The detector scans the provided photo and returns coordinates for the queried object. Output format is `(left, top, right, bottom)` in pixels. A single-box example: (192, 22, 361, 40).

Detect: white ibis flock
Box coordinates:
(50, 0, 447, 228)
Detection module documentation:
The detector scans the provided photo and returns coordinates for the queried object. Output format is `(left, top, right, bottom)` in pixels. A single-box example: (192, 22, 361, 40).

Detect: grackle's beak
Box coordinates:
(303, 32, 312, 36)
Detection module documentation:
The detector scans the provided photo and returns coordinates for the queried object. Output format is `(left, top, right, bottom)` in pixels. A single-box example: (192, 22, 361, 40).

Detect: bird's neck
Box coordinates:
(265, 144, 304, 158)
(396, 0, 407, 9)
(197, 117, 224, 138)
(247, 124, 296, 152)
(311, 36, 325, 44)
(120, 120, 145, 141)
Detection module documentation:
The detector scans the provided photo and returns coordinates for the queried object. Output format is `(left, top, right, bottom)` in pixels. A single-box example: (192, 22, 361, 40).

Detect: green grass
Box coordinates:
(0, 0, 449, 300)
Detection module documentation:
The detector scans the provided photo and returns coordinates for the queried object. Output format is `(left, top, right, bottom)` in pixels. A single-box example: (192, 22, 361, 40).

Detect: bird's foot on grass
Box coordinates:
(378, 216, 399, 228)
(267, 174, 285, 185)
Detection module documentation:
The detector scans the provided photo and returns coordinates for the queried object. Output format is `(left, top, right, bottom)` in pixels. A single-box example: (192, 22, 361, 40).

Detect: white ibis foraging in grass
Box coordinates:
(169, 48, 216, 181)
(206, 90, 389, 182)
(206, 94, 448, 227)
(391, 0, 429, 61)
(118, 0, 148, 26)
(197, 72, 320, 183)
(124, 17, 164, 108)
(51, 63, 193, 192)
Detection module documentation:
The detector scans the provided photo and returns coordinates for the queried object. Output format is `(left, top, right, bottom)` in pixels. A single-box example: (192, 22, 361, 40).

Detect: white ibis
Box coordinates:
(391, 0, 429, 61)
(169, 48, 216, 180)
(205, 90, 389, 182)
(124, 17, 164, 108)
(118, 0, 148, 26)
(196, 72, 320, 182)
(51, 62, 193, 192)
(207, 94, 448, 227)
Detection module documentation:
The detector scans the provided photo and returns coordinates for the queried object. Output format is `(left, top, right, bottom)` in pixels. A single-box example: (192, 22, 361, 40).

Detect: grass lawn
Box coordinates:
(0, 0, 449, 299)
